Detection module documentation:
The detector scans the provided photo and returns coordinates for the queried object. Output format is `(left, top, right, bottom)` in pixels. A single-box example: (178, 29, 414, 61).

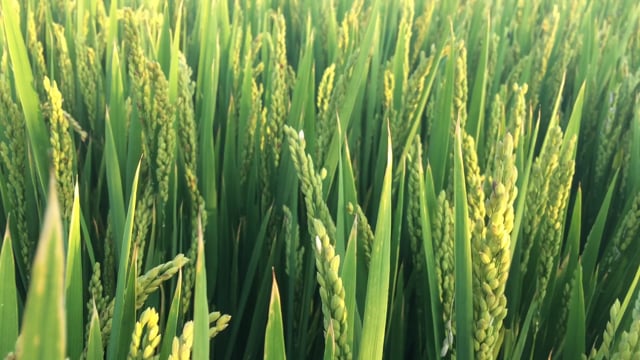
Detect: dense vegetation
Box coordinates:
(1, 0, 640, 358)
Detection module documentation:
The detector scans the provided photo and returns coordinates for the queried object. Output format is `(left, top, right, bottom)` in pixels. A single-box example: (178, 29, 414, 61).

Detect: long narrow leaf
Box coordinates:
(420, 161, 443, 359)
(85, 301, 104, 360)
(342, 218, 358, 354)
(65, 184, 84, 360)
(563, 265, 585, 359)
(582, 170, 619, 306)
(264, 270, 286, 360)
(107, 161, 142, 360)
(359, 129, 392, 360)
(159, 272, 183, 360)
(0, 225, 18, 357)
(193, 216, 210, 359)
(16, 178, 66, 359)
(453, 125, 473, 360)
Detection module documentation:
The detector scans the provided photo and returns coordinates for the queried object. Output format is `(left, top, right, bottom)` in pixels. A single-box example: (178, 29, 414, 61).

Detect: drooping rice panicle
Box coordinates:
(86, 262, 109, 351)
(506, 83, 527, 148)
(103, 217, 116, 296)
(403, 52, 433, 127)
(462, 131, 485, 227)
(94, 0, 108, 56)
(541, 23, 576, 114)
(336, 0, 363, 58)
(282, 204, 304, 337)
(613, 62, 639, 128)
(229, 22, 245, 94)
(595, 89, 620, 188)
(100, 303, 116, 346)
(472, 133, 517, 358)
(384, 67, 399, 152)
(315, 49, 359, 167)
(133, 185, 154, 271)
(529, 6, 559, 107)
(550, 277, 575, 350)
(407, 137, 425, 271)
(240, 63, 265, 185)
(491, 29, 503, 76)
(596, 67, 640, 192)
(26, 7, 47, 98)
(462, 128, 488, 352)
(284, 125, 337, 242)
(76, 42, 104, 131)
(283, 205, 304, 283)
(148, 61, 176, 205)
(0, 80, 29, 272)
(620, 92, 640, 196)
(208, 311, 232, 338)
(135, 254, 189, 309)
(454, 41, 468, 130)
(123, 8, 153, 167)
(484, 90, 505, 170)
(169, 321, 193, 360)
(389, 0, 414, 157)
(617, 133, 632, 200)
(316, 63, 337, 162)
(52, 23, 76, 114)
(128, 307, 161, 359)
(181, 238, 198, 316)
(600, 192, 640, 275)
(315, 64, 342, 167)
(611, 317, 640, 359)
(433, 191, 455, 334)
(411, 1, 435, 65)
(44, 77, 75, 222)
(176, 53, 207, 315)
(346, 202, 374, 267)
(521, 124, 563, 274)
(87, 262, 108, 329)
(102, 254, 188, 344)
(311, 219, 351, 360)
(534, 133, 576, 303)
(594, 299, 623, 359)
(610, 294, 640, 359)
(260, 12, 290, 206)
(122, 7, 177, 274)
(176, 54, 206, 230)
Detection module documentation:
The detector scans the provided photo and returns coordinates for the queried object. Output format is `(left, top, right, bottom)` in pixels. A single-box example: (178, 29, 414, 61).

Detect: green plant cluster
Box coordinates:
(1, 0, 640, 359)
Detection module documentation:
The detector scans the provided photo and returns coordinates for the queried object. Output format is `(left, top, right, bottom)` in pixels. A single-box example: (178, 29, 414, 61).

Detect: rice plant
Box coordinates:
(1, 0, 640, 358)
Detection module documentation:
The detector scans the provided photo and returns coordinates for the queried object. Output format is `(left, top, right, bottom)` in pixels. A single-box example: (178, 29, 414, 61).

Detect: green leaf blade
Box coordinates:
(107, 161, 142, 360)
(85, 301, 104, 360)
(193, 217, 209, 359)
(65, 184, 84, 360)
(342, 217, 359, 354)
(359, 129, 392, 360)
(16, 178, 66, 360)
(264, 270, 286, 360)
(0, 226, 19, 357)
(159, 271, 183, 360)
(453, 126, 473, 360)
(563, 265, 585, 359)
